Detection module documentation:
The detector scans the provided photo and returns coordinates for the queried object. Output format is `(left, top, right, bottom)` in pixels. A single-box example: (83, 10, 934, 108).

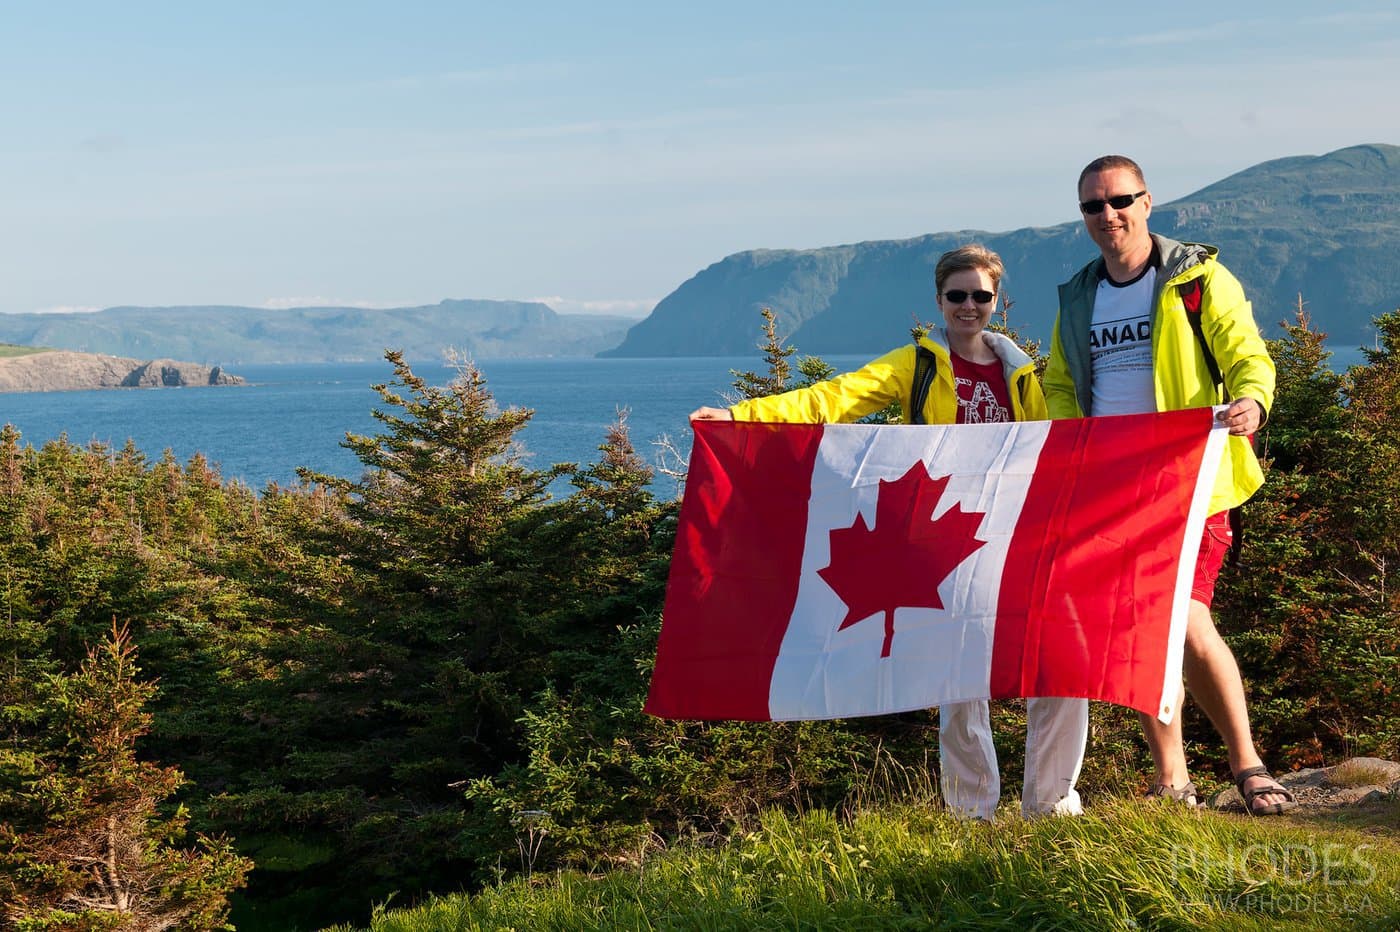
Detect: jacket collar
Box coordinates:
(921, 327, 1033, 372)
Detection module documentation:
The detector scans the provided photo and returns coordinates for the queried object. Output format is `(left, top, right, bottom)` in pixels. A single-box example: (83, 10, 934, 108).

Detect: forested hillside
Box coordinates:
(2, 309, 1398, 930)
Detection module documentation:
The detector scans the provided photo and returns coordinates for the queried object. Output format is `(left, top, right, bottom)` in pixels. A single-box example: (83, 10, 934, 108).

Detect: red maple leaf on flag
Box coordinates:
(817, 462, 987, 658)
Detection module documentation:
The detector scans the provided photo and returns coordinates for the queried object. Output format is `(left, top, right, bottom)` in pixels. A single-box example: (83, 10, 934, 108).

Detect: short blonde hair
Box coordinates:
(935, 244, 1004, 294)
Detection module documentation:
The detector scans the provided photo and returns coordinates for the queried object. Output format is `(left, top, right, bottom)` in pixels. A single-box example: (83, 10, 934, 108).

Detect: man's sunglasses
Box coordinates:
(1079, 190, 1147, 214)
(943, 289, 996, 305)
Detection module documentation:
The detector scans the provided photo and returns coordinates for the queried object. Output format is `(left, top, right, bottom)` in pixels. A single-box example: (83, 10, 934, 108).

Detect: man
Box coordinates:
(1043, 155, 1296, 815)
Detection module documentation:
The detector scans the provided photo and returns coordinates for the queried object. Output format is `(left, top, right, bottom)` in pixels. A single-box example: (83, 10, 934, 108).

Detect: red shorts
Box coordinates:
(1191, 510, 1233, 607)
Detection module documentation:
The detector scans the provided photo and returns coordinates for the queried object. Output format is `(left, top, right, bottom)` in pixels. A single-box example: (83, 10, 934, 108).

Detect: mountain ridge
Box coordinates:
(604, 143, 1400, 357)
(4, 145, 1395, 364)
(0, 299, 631, 365)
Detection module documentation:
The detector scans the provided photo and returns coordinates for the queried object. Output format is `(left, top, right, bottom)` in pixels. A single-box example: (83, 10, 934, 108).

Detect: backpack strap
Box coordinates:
(1181, 275, 1246, 566)
(1179, 277, 1227, 401)
(910, 344, 937, 425)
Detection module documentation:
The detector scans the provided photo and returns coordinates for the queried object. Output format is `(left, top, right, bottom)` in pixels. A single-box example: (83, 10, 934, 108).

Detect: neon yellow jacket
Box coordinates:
(1044, 234, 1275, 513)
(730, 329, 1047, 425)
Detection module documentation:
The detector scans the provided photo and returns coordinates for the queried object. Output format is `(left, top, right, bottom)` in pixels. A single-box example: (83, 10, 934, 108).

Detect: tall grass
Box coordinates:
(323, 795, 1400, 931)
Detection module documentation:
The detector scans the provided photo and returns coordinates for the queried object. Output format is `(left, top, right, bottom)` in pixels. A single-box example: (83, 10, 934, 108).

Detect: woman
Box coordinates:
(690, 244, 1087, 821)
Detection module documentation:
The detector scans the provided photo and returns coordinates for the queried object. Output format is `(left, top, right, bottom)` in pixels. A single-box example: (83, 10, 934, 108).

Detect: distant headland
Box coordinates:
(0, 346, 244, 393)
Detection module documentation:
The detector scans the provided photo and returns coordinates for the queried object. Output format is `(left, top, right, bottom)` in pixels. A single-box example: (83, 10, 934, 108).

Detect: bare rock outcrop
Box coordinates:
(1206, 757, 1400, 813)
(0, 350, 244, 393)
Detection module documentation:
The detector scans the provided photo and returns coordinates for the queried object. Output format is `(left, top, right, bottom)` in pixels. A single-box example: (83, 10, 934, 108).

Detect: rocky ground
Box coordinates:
(1205, 756, 1400, 816)
(0, 349, 244, 392)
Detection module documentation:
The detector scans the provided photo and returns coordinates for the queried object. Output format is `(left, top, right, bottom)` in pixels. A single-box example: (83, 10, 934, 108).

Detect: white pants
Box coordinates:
(939, 697, 1088, 820)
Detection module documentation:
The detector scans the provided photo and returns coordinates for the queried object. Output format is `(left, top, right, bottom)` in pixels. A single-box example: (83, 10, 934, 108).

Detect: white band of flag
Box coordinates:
(647, 409, 1228, 724)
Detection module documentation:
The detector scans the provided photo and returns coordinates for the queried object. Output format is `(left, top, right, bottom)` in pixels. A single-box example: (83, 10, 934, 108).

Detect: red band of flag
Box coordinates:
(646, 410, 1225, 723)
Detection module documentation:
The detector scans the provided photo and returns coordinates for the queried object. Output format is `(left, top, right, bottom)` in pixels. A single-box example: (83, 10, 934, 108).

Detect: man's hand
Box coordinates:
(690, 406, 734, 422)
(1216, 398, 1262, 435)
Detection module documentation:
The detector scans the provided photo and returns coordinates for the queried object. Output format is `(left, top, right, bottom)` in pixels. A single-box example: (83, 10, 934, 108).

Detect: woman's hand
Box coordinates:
(689, 406, 733, 421)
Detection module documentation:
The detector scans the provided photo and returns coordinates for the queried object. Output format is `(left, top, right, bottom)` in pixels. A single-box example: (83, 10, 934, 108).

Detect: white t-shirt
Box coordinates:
(1089, 267, 1157, 416)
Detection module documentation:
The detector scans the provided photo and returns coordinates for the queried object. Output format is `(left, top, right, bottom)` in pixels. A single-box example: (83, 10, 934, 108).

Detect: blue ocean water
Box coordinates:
(3, 345, 1372, 499)
(0, 356, 871, 498)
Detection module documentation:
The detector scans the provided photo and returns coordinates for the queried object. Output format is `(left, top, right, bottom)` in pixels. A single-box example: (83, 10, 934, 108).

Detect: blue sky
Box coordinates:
(2, 1, 1396, 317)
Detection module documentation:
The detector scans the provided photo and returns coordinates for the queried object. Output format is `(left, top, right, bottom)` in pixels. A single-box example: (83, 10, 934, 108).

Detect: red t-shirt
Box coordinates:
(950, 352, 1013, 424)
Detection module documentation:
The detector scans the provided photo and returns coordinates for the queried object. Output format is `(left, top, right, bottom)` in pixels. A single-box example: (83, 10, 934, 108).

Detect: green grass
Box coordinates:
(0, 342, 50, 357)
(322, 795, 1400, 931)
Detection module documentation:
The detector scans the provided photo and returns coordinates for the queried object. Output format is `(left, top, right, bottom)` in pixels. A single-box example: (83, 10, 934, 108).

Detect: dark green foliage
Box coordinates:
(4, 306, 1399, 928)
(1060, 307, 1400, 789)
(0, 623, 250, 930)
(1, 353, 682, 926)
(184, 353, 569, 919)
(793, 355, 837, 388)
(986, 296, 1046, 377)
(465, 686, 941, 872)
(729, 307, 908, 422)
(167, 352, 680, 924)
(452, 320, 947, 868)
(729, 307, 860, 401)
(1203, 307, 1400, 770)
(729, 308, 795, 400)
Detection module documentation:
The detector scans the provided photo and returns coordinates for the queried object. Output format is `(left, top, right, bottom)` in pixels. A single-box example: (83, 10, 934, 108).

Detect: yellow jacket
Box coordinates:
(1044, 234, 1276, 513)
(730, 330, 1047, 425)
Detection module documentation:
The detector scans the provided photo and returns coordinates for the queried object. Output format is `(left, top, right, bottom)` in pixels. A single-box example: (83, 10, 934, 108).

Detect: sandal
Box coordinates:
(1144, 781, 1200, 807)
(1233, 765, 1298, 816)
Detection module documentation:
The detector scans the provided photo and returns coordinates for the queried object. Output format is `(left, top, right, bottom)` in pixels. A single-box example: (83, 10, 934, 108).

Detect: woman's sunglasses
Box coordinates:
(943, 289, 996, 305)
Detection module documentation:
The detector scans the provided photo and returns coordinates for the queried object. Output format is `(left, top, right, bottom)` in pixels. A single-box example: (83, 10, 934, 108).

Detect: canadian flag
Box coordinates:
(645, 409, 1228, 725)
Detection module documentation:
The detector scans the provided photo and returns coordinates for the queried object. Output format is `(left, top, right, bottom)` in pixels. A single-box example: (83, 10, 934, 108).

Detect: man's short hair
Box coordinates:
(1077, 155, 1147, 194)
(935, 243, 1005, 294)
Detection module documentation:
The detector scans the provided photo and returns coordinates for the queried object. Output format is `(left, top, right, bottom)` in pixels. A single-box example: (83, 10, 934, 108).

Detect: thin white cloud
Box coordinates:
(532, 296, 655, 318)
(12, 304, 103, 315)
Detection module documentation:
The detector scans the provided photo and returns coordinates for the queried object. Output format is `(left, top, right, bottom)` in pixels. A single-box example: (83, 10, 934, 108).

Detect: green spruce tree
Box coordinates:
(0, 622, 250, 931)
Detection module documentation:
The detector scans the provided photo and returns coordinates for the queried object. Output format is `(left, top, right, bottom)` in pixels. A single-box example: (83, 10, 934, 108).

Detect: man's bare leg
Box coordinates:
(1139, 599, 1290, 810)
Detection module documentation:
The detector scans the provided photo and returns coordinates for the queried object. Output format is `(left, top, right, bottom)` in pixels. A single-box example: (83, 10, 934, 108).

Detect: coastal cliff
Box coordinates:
(603, 143, 1400, 356)
(0, 349, 244, 393)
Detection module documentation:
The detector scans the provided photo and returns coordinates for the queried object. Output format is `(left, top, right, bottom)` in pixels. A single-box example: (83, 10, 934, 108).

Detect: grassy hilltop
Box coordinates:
(326, 798, 1400, 931)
